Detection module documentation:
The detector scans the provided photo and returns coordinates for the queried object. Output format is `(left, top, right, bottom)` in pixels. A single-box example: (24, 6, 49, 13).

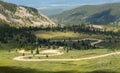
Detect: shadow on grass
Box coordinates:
(85, 70, 118, 73)
(0, 66, 76, 73)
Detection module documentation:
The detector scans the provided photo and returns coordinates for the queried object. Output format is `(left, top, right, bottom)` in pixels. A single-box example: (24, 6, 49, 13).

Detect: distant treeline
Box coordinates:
(0, 23, 120, 50)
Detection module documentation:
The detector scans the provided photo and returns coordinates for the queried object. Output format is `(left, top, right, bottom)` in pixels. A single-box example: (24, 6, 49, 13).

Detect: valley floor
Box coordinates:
(1, 37, 120, 73)
(13, 50, 120, 62)
(0, 48, 120, 73)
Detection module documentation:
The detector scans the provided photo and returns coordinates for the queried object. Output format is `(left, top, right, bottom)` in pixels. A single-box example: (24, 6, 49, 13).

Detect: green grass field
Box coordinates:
(25, 49, 111, 59)
(34, 31, 109, 40)
(34, 31, 80, 39)
(1, 27, 120, 73)
(0, 49, 120, 73)
(101, 25, 120, 32)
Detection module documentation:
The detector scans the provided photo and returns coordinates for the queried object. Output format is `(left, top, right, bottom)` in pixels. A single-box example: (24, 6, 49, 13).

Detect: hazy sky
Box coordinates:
(4, 0, 120, 10)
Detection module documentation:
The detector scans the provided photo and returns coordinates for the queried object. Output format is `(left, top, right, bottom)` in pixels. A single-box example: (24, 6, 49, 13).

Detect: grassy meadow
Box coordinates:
(0, 26, 120, 73)
(1, 0, 120, 73)
(0, 49, 120, 73)
(34, 31, 109, 40)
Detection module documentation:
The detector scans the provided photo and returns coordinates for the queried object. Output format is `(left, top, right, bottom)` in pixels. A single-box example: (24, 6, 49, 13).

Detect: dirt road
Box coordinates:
(13, 38, 110, 62)
(14, 51, 120, 62)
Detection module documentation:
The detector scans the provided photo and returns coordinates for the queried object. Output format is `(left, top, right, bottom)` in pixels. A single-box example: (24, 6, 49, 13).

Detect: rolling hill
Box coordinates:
(0, 1, 55, 27)
(51, 3, 120, 25)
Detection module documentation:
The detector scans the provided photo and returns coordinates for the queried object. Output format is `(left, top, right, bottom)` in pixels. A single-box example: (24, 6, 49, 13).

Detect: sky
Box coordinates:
(4, 0, 120, 9)
(3, 0, 120, 16)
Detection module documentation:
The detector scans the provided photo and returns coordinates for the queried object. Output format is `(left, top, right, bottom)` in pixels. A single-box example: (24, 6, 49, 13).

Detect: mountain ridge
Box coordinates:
(51, 3, 120, 25)
(0, 1, 55, 27)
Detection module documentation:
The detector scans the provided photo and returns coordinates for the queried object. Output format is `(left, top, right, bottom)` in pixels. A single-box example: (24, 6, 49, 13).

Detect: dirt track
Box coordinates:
(14, 51, 120, 62)
(14, 38, 115, 62)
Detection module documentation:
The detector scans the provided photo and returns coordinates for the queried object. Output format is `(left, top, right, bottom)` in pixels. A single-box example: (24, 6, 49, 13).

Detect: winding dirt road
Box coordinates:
(13, 39, 118, 62)
(82, 38, 103, 46)
(14, 51, 120, 62)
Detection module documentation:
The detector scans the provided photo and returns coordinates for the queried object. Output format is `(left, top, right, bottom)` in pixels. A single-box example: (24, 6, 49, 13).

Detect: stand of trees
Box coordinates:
(0, 22, 120, 50)
(27, 24, 120, 37)
(0, 22, 36, 49)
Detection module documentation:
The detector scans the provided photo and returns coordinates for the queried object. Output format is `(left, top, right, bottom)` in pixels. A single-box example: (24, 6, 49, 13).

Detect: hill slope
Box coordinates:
(0, 1, 55, 27)
(51, 3, 120, 25)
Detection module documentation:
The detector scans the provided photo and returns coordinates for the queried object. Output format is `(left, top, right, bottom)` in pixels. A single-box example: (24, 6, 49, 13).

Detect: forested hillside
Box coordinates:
(51, 3, 120, 25)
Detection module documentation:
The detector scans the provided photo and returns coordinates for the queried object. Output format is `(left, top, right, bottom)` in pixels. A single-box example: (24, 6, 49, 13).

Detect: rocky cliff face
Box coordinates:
(0, 1, 55, 27)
